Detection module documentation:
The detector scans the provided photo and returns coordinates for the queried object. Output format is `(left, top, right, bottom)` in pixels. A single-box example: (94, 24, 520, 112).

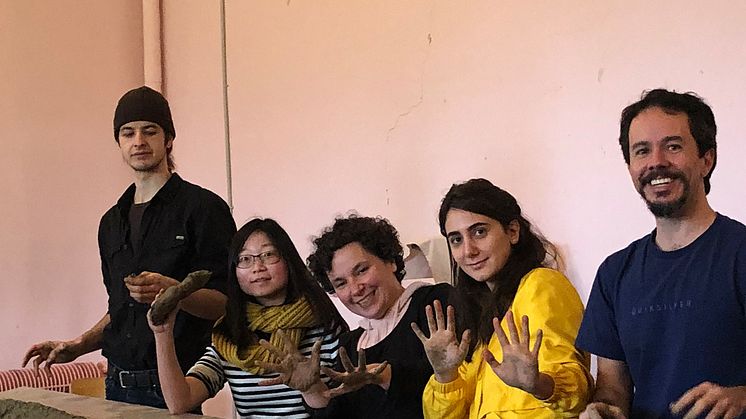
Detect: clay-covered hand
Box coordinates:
(147, 289, 180, 335)
(124, 271, 179, 304)
(256, 329, 323, 392)
(148, 270, 211, 325)
(484, 311, 549, 397)
(580, 402, 627, 419)
(320, 347, 388, 398)
(670, 382, 746, 419)
(411, 299, 471, 383)
(21, 340, 81, 378)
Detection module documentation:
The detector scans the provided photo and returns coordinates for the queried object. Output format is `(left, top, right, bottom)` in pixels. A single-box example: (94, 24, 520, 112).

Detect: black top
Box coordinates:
(310, 283, 454, 419)
(98, 173, 236, 372)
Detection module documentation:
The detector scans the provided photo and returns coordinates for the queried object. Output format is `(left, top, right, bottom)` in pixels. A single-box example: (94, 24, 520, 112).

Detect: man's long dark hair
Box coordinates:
(438, 178, 558, 356)
(215, 218, 348, 348)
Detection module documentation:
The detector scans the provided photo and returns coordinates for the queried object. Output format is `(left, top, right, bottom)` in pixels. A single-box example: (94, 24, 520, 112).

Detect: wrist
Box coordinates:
(526, 372, 554, 400)
(434, 369, 458, 383)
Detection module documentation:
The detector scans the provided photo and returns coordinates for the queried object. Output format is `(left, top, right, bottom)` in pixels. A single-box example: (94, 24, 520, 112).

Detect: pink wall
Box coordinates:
(164, 0, 746, 304)
(0, 0, 142, 369)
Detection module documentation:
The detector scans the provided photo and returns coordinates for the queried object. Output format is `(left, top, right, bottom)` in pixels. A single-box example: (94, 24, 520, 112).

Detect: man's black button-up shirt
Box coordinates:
(98, 173, 236, 372)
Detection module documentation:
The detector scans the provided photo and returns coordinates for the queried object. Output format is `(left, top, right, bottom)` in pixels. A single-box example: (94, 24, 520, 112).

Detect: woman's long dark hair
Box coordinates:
(216, 218, 348, 348)
(438, 178, 559, 355)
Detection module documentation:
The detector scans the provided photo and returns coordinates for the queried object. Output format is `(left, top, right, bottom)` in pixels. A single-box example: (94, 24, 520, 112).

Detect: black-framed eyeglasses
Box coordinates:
(236, 250, 281, 269)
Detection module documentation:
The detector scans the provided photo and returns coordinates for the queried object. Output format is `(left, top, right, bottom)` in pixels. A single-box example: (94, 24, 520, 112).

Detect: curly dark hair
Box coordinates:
(307, 215, 406, 293)
(215, 218, 347, 348)
(619, 88, 717, 194)
(439, 178, 559, 354)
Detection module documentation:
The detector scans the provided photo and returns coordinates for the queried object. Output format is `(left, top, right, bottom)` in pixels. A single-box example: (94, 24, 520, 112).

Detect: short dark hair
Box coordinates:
(308, 215, 405, 294)
(619, 88, 717, 193)
(218, 218, 347, 348)
(439, 178, 558, 351)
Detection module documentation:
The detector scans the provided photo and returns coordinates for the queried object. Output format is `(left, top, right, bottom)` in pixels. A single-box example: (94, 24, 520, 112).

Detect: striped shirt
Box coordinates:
(187, 324, 341, 419)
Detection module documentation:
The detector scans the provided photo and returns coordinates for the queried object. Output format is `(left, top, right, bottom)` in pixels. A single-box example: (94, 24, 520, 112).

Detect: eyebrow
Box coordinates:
(631, 136, 683, 149)
(329, 261, 365, 283)
(446, 222, 489, 238)
(120, 124, 159, 132)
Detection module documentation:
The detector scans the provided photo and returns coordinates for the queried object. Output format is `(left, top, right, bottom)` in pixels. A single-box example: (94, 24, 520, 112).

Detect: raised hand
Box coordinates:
(256, 329, 323, 392)
(484, 311, 548, 397)
(147, 289, 179, 335)
(321, 346, 388, 398)
(670, 382, 746, 419)
(21, 340, 80, 378)
(411, 299, 471, 383)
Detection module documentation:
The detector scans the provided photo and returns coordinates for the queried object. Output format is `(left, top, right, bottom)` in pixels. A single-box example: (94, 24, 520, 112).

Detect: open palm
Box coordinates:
(411, 300, 471, 382)
(484, 311, 543, 393)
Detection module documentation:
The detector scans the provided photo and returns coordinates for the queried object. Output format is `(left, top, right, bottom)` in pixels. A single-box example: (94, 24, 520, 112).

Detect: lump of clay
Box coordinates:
(149, 270, 212, 325)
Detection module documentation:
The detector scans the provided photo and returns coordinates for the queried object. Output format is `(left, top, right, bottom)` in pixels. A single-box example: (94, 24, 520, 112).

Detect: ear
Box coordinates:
(701, 148, 715, 177)
(506, 220, 521, 245)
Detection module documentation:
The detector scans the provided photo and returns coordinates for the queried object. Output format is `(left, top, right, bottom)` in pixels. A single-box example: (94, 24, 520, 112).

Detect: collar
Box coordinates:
(116, 172, 183, 210)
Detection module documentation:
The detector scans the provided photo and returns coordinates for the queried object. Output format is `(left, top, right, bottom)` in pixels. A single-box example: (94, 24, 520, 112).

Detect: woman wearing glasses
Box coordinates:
(148, 218, 347, 417)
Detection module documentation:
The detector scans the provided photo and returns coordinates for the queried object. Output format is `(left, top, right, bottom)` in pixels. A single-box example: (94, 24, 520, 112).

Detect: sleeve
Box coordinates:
(188, 191, 236, 294)
(575, 258, 626, 361)
(422, 351, 479, 419)
(512, 269, 592, 414)
(185, 346, 227, 397)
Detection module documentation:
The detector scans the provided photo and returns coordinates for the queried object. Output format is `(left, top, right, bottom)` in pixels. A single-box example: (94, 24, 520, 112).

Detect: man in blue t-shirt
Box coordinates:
(577, 89, 746, 419)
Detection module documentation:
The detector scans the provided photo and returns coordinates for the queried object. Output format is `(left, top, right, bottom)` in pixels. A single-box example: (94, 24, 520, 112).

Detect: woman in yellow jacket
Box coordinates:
(413, 178, 592, 418)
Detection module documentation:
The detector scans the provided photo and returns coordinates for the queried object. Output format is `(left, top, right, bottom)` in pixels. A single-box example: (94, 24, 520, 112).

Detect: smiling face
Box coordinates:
(327, 242, 404, 320)
(444, 209, 519, 290)
(627, 107, 714, 218)
(236, 231, 289, 306)
(117, 121, 171, 174)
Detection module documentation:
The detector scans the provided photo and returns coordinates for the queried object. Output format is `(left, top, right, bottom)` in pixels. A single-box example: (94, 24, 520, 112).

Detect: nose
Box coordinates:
(132, 130, 147, 146)
(350, 278, 366, 296)
(647, 146, 670, 170)
(250, 259, 267, 273)
(462, 236, 479, 257)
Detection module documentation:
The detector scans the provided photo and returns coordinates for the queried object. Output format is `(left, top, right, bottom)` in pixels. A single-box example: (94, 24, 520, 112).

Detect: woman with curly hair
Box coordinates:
(266, 214, 455, 418)
(414, 178, 591, 418)
(148, 218, 347, 417)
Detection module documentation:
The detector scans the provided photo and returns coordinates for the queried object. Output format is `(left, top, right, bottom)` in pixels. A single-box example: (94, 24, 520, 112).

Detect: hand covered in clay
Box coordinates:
(124, 271, 178, 304)
(670, 382, 746, 419)
(255, 329, 323, 392)
(147, 270, 211, 325)
(22, 340, 81, 378)
(321, 347, 389, 398)
(411, 299, 471, 383)
(580, 402, 627, 419)
(147, 289, 180, 335)
(484, 311, 553, 399)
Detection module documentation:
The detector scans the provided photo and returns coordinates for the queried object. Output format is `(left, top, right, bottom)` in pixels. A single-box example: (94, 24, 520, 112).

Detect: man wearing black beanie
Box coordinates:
(22, 86, 237, 410)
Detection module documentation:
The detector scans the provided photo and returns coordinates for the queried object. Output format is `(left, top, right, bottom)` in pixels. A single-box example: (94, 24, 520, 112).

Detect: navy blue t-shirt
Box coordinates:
(576, 214, 746, 418)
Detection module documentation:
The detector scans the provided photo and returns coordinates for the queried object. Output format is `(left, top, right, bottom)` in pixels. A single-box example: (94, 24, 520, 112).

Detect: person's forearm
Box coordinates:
(592, 387, 631, 416)
(154, 331, 198, 414)
(180, 289, 227, 320)
(72, 314, 109, 356)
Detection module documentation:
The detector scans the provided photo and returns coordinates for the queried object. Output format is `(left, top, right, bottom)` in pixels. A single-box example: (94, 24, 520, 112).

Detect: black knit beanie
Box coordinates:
(113, 86, 176, 141)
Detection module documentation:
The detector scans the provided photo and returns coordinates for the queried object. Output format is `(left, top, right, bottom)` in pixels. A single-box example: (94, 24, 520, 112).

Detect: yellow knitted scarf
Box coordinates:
(212, 297, 319, 374)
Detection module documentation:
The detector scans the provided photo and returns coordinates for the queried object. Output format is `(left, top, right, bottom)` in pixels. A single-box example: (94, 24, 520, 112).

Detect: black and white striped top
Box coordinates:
(187, 325, 341, 419)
